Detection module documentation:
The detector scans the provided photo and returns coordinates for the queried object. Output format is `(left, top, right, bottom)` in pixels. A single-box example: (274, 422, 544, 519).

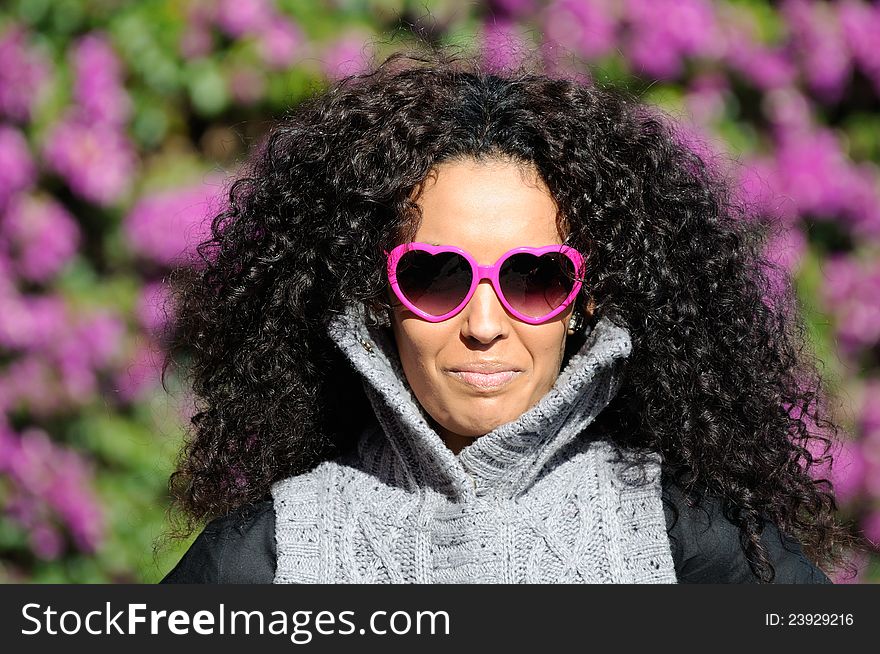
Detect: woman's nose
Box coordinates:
(460, 279, 508, 343)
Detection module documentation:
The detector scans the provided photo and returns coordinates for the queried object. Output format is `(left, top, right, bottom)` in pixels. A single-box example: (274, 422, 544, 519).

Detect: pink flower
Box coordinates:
(670, 121, 723, 172)
(42, 113, 137, 206)
(622, 0, 722, 79)
(112, 336, 165, 403)
(47, 310, 124, 407)
(0, 125, 36, 209)
(762, 87, 813, 132)
(481, 18, 530, 73)
(684, 73, 729, 125)
(821, 253, 860, 307)
(215, 0, 275, 38)
(29, 523, 64, 560)
(859, 378, 880, 445)
(320, 34, 373, 81)
(781, 0, 853, 103)
(137, 281, 175, 336)
(0, 292, 67, 352)
(71, 310, 126, 369)
(123, 175, 226, 267)
(837, 162, 880, 241)
(256, 18, 305, 69)
(0, 354, 60, 416)
(0, 24, 51, 122)
(840, 0, 880, 94)
(735, 157, 796, 222)
(0, 425, 104, 556)
(773, 126, 853, 219)
(763, 223, 807, 298)
(806, 436, 867, 506)
(72, 32, 132, 127)
(820, 255, 880, 356)
(0, 194, 81, 283)
(730, 45, 798, 91)
(543, 0, 619, 61)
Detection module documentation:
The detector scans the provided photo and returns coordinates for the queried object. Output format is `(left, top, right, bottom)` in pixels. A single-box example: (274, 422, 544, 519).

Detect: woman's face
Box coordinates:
(388, 157, 575, 454)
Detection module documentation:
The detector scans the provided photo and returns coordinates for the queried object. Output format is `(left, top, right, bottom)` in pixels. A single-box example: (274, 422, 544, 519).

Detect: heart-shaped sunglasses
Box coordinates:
(384, 242, 586, 324)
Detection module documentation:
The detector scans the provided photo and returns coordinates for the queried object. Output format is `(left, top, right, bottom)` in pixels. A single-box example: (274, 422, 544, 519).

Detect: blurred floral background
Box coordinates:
(0, 0, 878, 583)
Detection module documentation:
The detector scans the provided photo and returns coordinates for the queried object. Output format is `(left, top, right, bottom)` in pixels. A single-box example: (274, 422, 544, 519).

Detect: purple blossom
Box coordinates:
(69, 310, 126, 369)
(725, 39, 798, 91)
(763, 124, 880, 236)
(42, 112, 137, 206)
(123, 176, 225, 267)
(256, 18, 306, 69)
(684, 73, 729, 125)
(624, 25, 682, 79)
(481, 18, 530, 73)
(835, 162, 880, 241)
(47, 310, 125, 407)
(320, 34, 373, 81)
(781, 0, 853, 103)
(215, 0, 275, 38)
(0, 354, 60, 416)
(821, 253, 860, 308)
(806, 435, 867, 506)
(669, 120, 724, 173)
(0, 125, 36, 210)
(0, 24, 51, 122)
(0, 291, 67, 352)
(0, 293, 124, 411)
(0, 425, 104, 557)
(859, 378, 880, 444)
(543, 0, 619, 61)
(762, 87, 813, 132)
(839, 0, 880, 95)
(113, 336, 164, 403)
(773, 126, 853, 219)
(72, 33, 132, 127)
(622, 0, 722, 79)
(763, 223, 807, 298)
(0, 194, 81, 283)
(735, 156, 797, 222)
(820, 254, 880, 356)
(137, 281, 174, 336)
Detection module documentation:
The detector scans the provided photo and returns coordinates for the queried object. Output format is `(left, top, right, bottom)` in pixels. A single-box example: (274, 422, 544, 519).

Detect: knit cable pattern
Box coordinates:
(272, 301, 677, 583)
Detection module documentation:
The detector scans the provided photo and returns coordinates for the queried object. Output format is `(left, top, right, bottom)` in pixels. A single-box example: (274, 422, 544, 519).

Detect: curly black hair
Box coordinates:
(161, 41, 869, 582)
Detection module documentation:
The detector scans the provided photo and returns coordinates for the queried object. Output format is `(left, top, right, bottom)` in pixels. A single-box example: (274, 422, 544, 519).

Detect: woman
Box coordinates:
(159, 45, 862, 583)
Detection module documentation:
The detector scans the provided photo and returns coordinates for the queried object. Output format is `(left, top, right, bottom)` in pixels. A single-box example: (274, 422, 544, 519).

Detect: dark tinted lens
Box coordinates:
(396, 250, 472, 316)
(499, 252, 575, 318)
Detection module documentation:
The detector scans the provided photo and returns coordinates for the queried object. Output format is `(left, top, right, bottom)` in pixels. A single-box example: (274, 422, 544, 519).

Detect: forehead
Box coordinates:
(412, 158, 562, 260)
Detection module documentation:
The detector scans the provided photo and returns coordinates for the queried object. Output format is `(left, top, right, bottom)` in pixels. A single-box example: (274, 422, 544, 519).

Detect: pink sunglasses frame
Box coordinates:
(383, 242, 586, 325)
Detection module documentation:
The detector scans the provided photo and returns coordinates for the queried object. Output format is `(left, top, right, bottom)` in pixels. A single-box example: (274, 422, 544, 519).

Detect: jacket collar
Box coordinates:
(326, 301, 632, 501)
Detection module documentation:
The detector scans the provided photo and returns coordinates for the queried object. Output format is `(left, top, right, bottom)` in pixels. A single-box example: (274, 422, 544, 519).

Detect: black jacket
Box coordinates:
(161, 474, 832, 584)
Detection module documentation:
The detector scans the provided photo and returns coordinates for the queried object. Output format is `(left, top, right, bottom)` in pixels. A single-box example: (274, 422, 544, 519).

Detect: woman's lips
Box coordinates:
(447, 370, 521, 390)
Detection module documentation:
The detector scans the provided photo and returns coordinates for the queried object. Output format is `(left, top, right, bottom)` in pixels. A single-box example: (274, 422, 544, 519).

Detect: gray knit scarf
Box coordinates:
(271, 301, 677, 583)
